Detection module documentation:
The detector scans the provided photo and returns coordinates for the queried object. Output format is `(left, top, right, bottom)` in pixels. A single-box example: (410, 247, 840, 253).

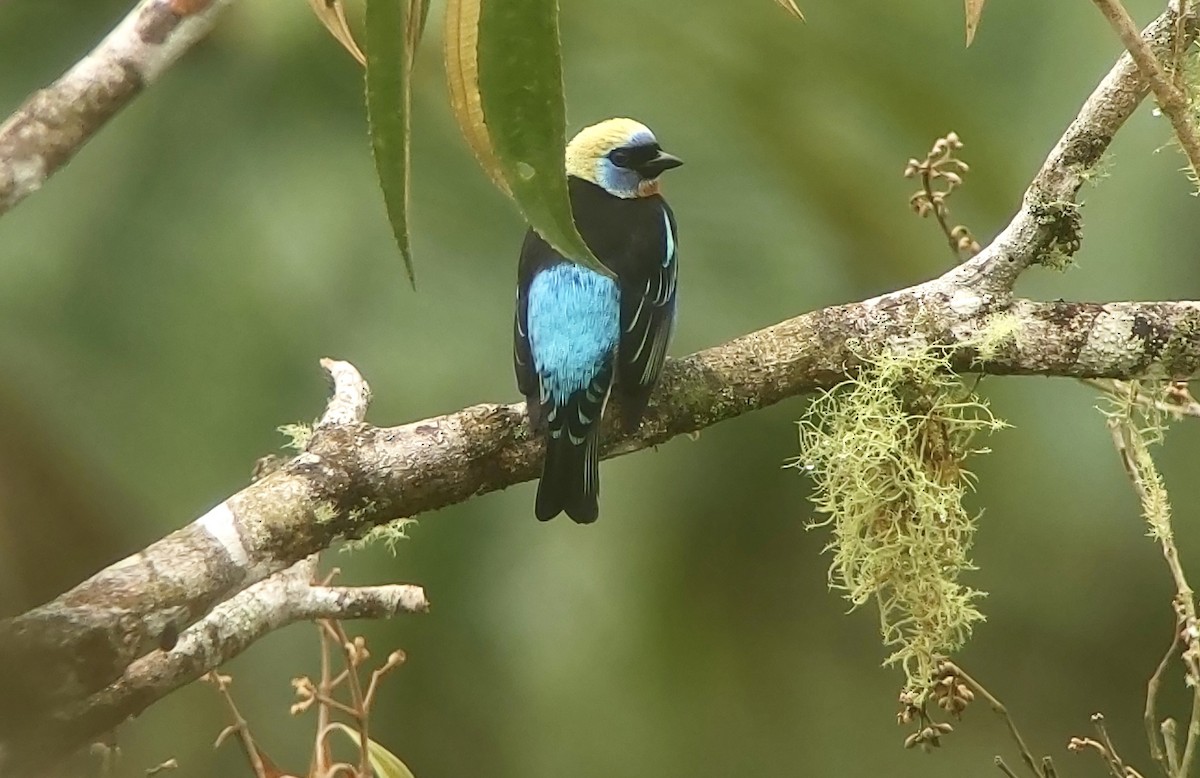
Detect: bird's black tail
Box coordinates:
(535, 427, 601, 524)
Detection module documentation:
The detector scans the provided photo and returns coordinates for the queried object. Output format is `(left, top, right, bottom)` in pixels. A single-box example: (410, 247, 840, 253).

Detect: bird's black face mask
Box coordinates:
(608, 143, 684, 180)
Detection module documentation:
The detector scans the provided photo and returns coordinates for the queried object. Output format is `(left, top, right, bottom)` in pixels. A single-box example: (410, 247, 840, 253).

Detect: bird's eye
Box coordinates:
(608, 149, 633, 168)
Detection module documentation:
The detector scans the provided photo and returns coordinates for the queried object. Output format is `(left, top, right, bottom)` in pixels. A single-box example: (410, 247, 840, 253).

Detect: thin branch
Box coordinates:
(206, 671, 270, 778)
(1146, 628, 1180, 776)
(0, 0, 237, 216)
(941, 661, 1045, 778)
(0, 557, 426, 775)
(1105, 381, 1200, 778)
(1184, 688, 1200, 777)
(995, 757, 1022, 778)
(1067, 736, 1127, 778)
(1084, 379, 1200, 420)
(319, 359, 372, 427)
(1090, 0, 1200, 177)
(1094, 712, 1143, 778)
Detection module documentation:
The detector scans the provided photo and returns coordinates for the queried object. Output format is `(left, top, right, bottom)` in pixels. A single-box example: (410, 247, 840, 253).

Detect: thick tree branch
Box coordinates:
(0, 0, 1196, 774)
(2, 297, 1197, 773)
(0, 0, 235, 216)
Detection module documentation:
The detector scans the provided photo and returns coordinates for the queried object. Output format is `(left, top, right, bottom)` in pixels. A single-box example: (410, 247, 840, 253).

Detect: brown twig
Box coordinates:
(1182, 675, 1200, 777)
(204, 672, 269, 778)
(1104, 381, 1200, 778)
(1085, 379, 1200, 421)
(1067, 736, 1126, 778)
(1090, 0, 1200, 177)
(144, 759, 178, 776)
(1146, 628, 1181, 776)
(940, 661, 1047, 777)
(924, 164, 960, 258)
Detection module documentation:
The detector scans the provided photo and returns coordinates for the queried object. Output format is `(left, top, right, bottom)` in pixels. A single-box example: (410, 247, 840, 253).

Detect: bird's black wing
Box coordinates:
(514, 227, 555, 429)
(614, 199, 678, 430)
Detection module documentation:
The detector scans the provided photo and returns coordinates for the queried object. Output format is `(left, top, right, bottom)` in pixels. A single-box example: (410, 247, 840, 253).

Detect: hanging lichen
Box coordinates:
(794, 345, 1007, 698)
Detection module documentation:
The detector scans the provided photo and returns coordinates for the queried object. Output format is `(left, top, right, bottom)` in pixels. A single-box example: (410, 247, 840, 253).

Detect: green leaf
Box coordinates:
(473, 0, 610, 277)
(327, 723, 416, 778)
(366, 0, 427, 288)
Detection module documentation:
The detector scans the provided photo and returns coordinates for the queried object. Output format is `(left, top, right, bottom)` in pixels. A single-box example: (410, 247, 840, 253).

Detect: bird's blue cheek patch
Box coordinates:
(594, 159, 642, 199)
(527, 264, 619, 407)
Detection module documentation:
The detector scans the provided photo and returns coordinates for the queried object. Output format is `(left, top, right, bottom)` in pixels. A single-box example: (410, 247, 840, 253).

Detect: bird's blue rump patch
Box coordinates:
(527, 263, 619, 407)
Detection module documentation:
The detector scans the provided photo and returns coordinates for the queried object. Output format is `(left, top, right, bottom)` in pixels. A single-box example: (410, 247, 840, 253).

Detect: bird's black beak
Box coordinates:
(639, 151, 684, 177)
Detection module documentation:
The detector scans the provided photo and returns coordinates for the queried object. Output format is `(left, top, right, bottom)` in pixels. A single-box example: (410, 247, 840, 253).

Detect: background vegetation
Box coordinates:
(1, 0, 1199, 774)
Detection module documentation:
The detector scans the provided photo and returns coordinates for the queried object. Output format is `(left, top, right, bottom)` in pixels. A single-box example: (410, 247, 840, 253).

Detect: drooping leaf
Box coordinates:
(308, 0, 367, 65)
(964, 0, 986, 47)
(772, 0, 806, 21)
(452, 0, 609, 276)
(367, 0, 428, 287)
(443, 0, 510, 194)
(328, 723, 417, 778)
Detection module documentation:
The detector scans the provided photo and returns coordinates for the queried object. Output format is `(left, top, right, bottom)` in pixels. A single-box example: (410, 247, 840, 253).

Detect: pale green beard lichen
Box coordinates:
(975, 311, 1022, 362)
(278, 422, 314, 452)
(794, 345, 1007, 698)
(340, 516, 417, 556)
(1099, 381, 1173, 543)
(1184, 50, 1200, 195)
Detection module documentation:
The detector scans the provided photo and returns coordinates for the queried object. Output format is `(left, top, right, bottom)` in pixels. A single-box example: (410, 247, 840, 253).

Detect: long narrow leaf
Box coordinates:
(964, 0, 986, 46)
(464, 0, 609, 276)
(443, 0, 510, 194)
(772, 0, 806, 21)
(366, 0, 423, 287)
(308, 0, 367, 65)
(327, 723, 416, 778)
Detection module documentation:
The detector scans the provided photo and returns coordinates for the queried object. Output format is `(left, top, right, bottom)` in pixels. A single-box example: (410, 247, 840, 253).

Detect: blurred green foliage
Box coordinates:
(1, 1, 1199, 776)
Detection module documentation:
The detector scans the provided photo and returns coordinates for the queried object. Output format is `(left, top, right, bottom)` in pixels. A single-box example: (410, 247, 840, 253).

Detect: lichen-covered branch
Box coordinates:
(946, 1, 1194, 296)
(0, 0, 1196, 774)
(2, 295, 1198, 772)
(0, 552, 427, 775)
(0, 0, 236, 216)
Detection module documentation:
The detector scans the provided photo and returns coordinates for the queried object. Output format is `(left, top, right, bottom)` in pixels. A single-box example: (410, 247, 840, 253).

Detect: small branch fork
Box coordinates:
(94, 553, 426, 753)
(0, 359, 425, 775)
(206, 585, 414, 778)
(1099, 380, 1200, 778)
(1090, 0, 1200, 178)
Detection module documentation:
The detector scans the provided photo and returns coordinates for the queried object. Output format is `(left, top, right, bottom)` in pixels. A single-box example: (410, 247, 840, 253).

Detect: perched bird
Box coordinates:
(514, 118, 683, 523)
